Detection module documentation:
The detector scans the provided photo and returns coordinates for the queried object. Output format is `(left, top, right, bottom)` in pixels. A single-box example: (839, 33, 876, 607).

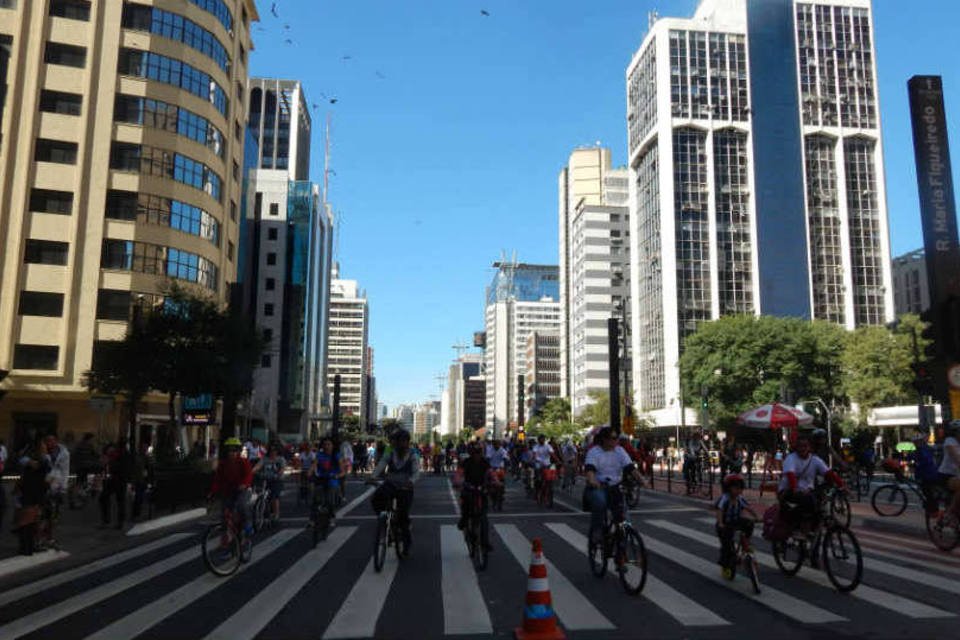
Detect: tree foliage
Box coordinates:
(527, 397, 580, 440)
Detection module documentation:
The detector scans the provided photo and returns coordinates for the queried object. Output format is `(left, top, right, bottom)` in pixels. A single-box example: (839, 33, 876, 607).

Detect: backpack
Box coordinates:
(762, 504, 790, 542)
(913, 446, 939, 483)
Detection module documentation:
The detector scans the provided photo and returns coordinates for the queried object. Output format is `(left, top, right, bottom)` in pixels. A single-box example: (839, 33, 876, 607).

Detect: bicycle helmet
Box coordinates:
(223, 437, 242, 449)
(722, 473, 745, 490)
(810, 428, 827, 440)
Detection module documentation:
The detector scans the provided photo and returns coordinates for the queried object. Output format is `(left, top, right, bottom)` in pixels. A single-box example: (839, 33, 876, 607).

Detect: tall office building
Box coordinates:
(328, 265, 369, 427)
(558, 147, 631, 417)
(891, 249, 929, 316)
(525, 331, 561, 417)
(0, 0, 257, 446)
(245, 78, 333, 441)
(627, 0, 893, 427)
(443, 353, 483, 436)
(483, 261, 561, 435)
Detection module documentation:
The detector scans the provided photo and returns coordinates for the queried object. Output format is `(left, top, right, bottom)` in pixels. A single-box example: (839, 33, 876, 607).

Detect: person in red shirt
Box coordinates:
(210, 437, 254, 535)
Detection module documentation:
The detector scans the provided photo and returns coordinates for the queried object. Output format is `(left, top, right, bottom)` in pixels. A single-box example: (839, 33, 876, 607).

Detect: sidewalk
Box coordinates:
(642, 468, 930, 538)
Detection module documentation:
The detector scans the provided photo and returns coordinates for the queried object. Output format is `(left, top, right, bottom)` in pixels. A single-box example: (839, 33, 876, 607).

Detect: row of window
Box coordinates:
(118, 48, 228, 117)
(101, 239, 218, 291)
(114, 94, 225, 157)
(123, 4, 230, 73)
(105, 190, 220, 246)
(188, 0, 233, 33)
(110, 142, 223, 201)
(50, 0, 90, 21)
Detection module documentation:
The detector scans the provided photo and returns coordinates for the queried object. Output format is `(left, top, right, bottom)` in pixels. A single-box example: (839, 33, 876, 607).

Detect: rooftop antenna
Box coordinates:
(452, 341, 470, 359)
(323, 112, 332, 204)
(648, 9, 659, 30)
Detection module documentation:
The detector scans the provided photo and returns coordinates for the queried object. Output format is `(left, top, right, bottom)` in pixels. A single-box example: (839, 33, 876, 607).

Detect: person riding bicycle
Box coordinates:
(585, 427, 643, 541)
(715, 473, 759, 579)
(209, 438, 254, 537)
(252, 444, 285, 525)
(532, 435, 558, 488)
(561, 439, 578, 486)
(369, 429, 420, 547)
(777, 435, 844, 530)
(937, 420, 960, 522)
(683, 435, 705, 491)
(311, 437, 345, 527)
(456, 443, 495, 551)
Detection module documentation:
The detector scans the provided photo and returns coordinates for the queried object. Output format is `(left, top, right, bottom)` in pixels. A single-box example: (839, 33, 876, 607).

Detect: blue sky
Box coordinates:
(249, 0, 960, 409)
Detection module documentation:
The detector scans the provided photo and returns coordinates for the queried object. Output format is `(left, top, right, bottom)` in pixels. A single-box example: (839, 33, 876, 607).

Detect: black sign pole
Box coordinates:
(608, 317, 621, 434)
(908, 75, 960, 421)
(332, 374, 342, 440)
(517, 374, 525, 429)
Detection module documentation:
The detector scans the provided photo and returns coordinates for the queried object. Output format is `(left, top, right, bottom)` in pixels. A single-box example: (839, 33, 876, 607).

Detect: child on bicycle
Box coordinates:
(715, 473, 758, 579)
(209, 438, 254, 536)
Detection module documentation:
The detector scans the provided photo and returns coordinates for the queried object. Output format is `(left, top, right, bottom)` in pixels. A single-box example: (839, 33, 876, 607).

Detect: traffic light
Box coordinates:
(912, 362, 934, 396)
(920, 308, 939, 362)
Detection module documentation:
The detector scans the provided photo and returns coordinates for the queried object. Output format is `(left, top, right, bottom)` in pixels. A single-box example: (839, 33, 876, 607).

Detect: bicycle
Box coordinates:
(536, 465, 556, 509)
(722, 524, 760, 594)
(771, 487, 863, 592)
(871, 475, 928, 517)
(622, 475, 641, 509)
(561, 461, 577, 493)
(924, 488, 960, 552)
(871, 475, 959, 550)
(462, 484, 490, 571)
(310, 481, 337, 548)
(201, 504, 252, 576)
(587, 483, 648, 595)
(824, 483, 851, 529)
(371, 481, 411, 572)
(488, 470, 505, 512)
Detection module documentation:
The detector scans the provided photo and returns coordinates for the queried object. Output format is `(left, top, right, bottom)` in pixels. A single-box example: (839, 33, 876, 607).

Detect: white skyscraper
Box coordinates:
(328, 265, 370, 428)
(558, 147, 631, 417)
(626, 0, 893, 427)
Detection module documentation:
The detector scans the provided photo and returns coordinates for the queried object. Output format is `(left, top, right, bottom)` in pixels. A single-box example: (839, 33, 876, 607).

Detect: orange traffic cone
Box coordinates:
(515, 538, 566, 640)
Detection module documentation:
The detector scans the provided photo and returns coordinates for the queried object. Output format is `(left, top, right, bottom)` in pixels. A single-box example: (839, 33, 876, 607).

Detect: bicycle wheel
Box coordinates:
(588, 523, 608, 578)
(201, 523, 241, 577)
(871, 484, 907, 517)
(239, 533, 253, 563)
(373, 513, 389, 572)
(253, 497, 266, 532)
(772, 538, 805, 576)
(821, 525, 862, 592)
(830, 492, 852, 528)
(744, 552, 761, 594)
(926, 509, 960, 551)
(546, 482, 554, 509)
(626, 484, 640, 509)
(617, 527, 648, 595)
(473, 516, 489, 571)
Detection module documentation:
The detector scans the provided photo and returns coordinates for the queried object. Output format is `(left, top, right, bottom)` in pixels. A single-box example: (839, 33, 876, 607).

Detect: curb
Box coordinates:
(125, 507, 208, 537)
(0, 549, 70, 579)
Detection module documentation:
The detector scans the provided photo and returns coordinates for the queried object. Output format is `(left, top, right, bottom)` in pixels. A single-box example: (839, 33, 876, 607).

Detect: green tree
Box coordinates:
(841, 314, 930, 424)
(576, 391, 611, 429)
(678, 315, 846, 428)
(526, 397, 580, 440)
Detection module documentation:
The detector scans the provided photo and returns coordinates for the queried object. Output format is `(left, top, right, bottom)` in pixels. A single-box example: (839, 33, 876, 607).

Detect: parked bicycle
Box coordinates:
(587, 483, 648, 595)
(201, 505, 252, 576)
(772, 487, 862, 592)
(371, 481, 411, 572)
(462, 484, 490, 571)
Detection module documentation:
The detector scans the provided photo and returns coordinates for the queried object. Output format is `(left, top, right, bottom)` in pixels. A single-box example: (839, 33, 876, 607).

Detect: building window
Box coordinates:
(117, 48, 228, 116)
(113, 94, 225, 158)
(29, 189, 73, 215)
(188, 0, 233, 33)
(19, 291, 64, 317)
(49, 0, 90, 21)
(265, 277, 275, 291)
(233, 160, 240, 180)
(266, 252, 276, 266)
(264, 303, 274, 316)
(35, 138, 78, 164)
(239, 44, 246, 66)
(104, 190, 138, 220)
(230, 200, 237, 221)
(267, 228, 278, 240)
(24, 239, 68, 265)
(227, 240, 234, 261)
(13, 344, 59, 370)
(100, 240, 218, 291)
(109, 143, 223, 201)
(39, 90, 82, 115)
(44, 42, 86, 68)
(260, 354, 271, 367)
(234, 121, 242, 142)
(263, 328, 272, 342)
(122, 4, 231, 73)
(236, 81, 243, 100)
(110, 142, 141, 171)
(96, 289, 131, 321)
(269, 203, 279, 216)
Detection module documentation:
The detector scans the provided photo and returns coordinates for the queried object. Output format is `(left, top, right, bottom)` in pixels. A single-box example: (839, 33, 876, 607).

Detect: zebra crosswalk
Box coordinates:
(0, 511, 957, 640)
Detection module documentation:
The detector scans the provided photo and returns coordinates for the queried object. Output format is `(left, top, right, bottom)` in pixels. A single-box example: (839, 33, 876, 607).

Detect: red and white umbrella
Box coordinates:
(737, 403, 813, 430)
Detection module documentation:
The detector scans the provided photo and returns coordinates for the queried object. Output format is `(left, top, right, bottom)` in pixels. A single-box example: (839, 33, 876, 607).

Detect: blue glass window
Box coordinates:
(114, 94, 224, 157)
(188, 0, 232, 33)
(118, 48, 228, 116)
(101, 240, 218, 290)
(123, 5, 230, 73)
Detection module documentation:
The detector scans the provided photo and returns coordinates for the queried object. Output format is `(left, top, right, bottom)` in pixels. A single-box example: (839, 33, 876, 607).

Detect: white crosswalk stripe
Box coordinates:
(0, 532, 192, 608)
(323, 551, 400, 638)
(439, 525, 494, 636)
(544, 523, 730, 627)
(495, 523, 615, 631)
(205, 526, 356, 640)
(83, 529, 302, 640)
(647, 519, 955, 619)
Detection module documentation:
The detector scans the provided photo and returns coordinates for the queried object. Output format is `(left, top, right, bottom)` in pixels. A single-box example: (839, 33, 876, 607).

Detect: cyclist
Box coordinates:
(253, 444, 285, 524)
(457, 443, 494, 549)
(584, 427, 643, 542)
(370, 429, 420, 547)
(715, 473, 758, 579)
(938, 420, 960, 522)
(298, 441, 315, 502)
(311, 437, 345, 527)
(810, 428, 842, 467)
(532, 434, 557, 489)
(560, 439, 578, 489)
(683, 434, 705, 492)
(777, 434, 844, 530)
(209, 438, 254, 537)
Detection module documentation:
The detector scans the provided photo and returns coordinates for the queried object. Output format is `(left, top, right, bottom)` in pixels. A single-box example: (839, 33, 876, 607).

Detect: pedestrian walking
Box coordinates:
(100, 439, 133, 529)
(12, 441, 48, 555)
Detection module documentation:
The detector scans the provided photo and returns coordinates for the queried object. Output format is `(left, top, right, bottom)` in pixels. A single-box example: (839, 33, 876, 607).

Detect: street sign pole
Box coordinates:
(608, 318, 621, 433)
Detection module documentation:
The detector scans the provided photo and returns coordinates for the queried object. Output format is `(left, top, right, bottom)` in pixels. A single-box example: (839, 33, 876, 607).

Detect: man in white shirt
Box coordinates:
(532, 435, 555, 469)
(585, 427, 642, 537)
(486, 440, 509, 470)
(43, 435, 71, 497)
(778, 435, 844, 526)
(939, 421, 960, 519)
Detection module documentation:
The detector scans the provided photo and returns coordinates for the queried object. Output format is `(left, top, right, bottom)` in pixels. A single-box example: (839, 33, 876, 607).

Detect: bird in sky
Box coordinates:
(271, 3, 279, 18)
(481, 9, 490, 17)
(342, 55, 352, 61)
(284, 38, 293, 45)
(375, 71, 386, 79)
(283, 24, 291, 31)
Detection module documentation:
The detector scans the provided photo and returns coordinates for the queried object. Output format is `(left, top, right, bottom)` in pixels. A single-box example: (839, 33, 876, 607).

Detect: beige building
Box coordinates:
(0, 0, 258, 448)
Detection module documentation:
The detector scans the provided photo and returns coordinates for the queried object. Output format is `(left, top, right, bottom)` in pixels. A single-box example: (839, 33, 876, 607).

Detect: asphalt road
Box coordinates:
(0, 473, 958, 639)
